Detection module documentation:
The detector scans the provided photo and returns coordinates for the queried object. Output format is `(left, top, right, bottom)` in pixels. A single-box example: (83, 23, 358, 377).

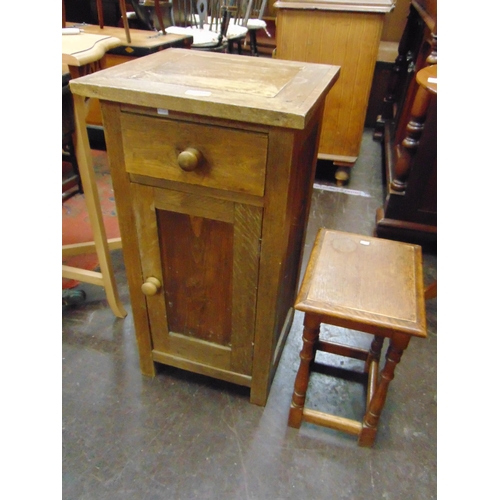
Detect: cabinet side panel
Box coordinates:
(276, 10, 383, 158)
(157, 210, 234, 346)
(274, 113, 322, 348)
(251, 128, 295, 405)
(231, 203, 263, 375)
(251, 105, 324, 405)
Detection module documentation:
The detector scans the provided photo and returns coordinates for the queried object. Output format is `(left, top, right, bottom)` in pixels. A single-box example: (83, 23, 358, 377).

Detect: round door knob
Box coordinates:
(141, 277, 161, 296)
(178, 148, 202, 171)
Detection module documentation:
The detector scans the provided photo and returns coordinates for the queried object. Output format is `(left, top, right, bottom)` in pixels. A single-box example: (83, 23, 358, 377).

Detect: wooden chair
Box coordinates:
(223, 0, 250, 54)
(128, 0, 174, 31)
(167, 0, 246, 51)
(288, 229, 427, 447)
(242, 0, 269, 56)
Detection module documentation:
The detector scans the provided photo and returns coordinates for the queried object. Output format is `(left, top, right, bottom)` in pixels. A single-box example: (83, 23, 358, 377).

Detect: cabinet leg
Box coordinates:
(331, 158, 356, 186)
(334, 166, 350, 185)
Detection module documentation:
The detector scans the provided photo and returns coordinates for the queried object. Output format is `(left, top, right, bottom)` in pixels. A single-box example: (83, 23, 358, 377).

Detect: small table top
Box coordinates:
(295, 229, 427, 338)
(65, 23, 193, 57)
(62, 32, 122, 67)
(416, 64, 437, 95)
(69, 48, 340, 130)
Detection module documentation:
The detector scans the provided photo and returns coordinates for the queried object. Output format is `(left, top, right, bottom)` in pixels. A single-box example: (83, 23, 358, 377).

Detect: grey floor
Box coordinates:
(62, 129, 437, 499)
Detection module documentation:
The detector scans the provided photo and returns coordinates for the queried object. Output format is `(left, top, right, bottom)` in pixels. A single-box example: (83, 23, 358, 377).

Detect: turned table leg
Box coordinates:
(358, 333, 410, 447)
(391, 81, 432, 192)
(364, 335, 385, 373)
(288, 314, 320, 428)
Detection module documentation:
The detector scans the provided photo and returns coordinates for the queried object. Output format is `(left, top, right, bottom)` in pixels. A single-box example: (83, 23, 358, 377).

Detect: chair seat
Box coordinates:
(165, 26, 223, 48)
(227, 17, 264, 32)
(203, 17, 248, 41)
(247, 18, 267, 30)
(224, 23, 248, 40)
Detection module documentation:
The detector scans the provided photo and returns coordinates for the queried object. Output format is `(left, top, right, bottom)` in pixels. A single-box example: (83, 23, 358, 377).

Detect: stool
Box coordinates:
(288, 229, 427, 447)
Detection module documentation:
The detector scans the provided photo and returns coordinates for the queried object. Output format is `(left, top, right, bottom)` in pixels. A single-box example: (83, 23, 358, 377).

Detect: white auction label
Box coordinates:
(185, 90, 212, 97)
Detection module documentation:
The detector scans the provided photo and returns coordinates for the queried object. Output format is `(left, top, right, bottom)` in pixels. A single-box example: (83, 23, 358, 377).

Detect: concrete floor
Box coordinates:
(62, 129, 437, 499)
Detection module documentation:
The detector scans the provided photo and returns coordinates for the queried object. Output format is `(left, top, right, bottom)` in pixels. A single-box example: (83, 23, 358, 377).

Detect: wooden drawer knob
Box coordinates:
(178, 147, 202, 171)
(141, 277, 161, 296)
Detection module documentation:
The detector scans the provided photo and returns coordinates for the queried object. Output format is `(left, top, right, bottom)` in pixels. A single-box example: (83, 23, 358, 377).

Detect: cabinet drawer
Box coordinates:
(121, 112, 268, 197)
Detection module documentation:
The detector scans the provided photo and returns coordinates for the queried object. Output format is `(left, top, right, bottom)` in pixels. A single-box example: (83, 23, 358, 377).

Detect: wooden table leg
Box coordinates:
(364, 334, 384, 373)
(358, 332, 410, 447)
(62, 94, 127, 319)
(288, 314, 320, 428)
(390, 78, 433, 193)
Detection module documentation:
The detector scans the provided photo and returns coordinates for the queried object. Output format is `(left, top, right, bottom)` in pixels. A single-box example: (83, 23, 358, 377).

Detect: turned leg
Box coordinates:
(358, 333, 410, 447)
(288, 314, 320, 428)
(364, 335, 385, 373)
(426, 20, 437, 66)
(373, 4, 421, 139)
(391, 81, 432, 192)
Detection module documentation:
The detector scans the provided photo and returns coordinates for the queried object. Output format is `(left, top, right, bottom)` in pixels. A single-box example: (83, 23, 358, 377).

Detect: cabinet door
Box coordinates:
(130, 182, 262, 384)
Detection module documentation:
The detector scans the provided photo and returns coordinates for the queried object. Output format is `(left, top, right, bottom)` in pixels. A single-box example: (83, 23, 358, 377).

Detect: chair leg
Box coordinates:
(288, 314, 320, 428)
(358, 333, 410, 447)
(249, 30, 258, 56)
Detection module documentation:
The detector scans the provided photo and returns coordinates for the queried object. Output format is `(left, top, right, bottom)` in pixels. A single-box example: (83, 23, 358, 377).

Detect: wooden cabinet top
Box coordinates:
(69, 48, 340, 130)
(273, 0, 396, 13)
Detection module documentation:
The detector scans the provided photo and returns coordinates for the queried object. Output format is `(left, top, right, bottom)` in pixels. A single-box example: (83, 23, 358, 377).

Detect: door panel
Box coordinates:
(130, 182, 262, 376)
(158, 210, 234, 345)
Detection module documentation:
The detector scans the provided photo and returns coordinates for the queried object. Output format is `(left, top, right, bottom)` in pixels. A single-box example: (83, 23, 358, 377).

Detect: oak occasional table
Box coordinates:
(288, 228, 427, 446)
(69, 48, 340, 405)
